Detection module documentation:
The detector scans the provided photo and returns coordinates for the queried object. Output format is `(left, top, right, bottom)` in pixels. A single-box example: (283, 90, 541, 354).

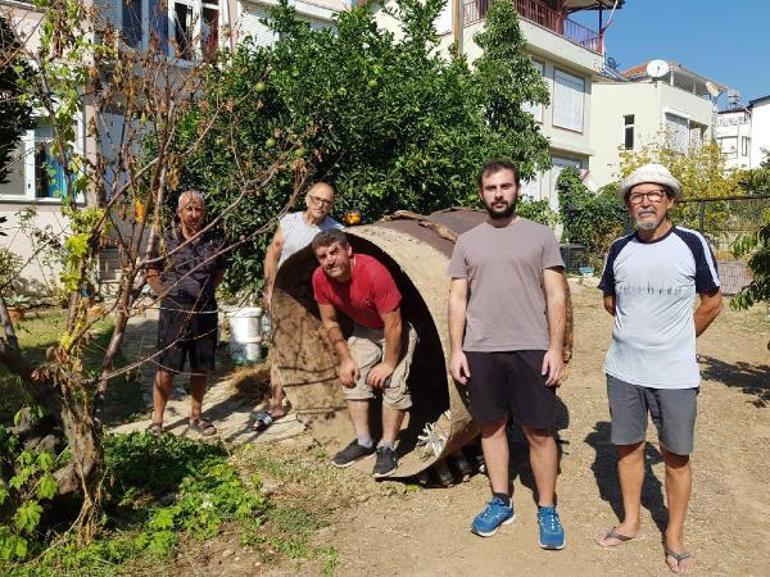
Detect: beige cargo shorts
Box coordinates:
(345, 322, 418, 410)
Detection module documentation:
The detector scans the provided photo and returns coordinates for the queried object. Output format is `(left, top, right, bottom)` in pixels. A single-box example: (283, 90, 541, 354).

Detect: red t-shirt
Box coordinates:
(312, 253, 402, 329)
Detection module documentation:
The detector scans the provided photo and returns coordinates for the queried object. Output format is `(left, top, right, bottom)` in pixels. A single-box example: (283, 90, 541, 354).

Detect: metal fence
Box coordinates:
(675, 194, 770, 295)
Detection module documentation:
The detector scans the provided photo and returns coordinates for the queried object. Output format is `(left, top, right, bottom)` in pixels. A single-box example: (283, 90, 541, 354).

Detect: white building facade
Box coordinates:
(748, 95, 770, 167)
(716, 107, 752, 170)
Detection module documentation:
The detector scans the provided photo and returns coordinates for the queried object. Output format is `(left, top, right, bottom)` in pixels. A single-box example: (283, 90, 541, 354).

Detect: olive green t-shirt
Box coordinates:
(448, 218, 564, 352)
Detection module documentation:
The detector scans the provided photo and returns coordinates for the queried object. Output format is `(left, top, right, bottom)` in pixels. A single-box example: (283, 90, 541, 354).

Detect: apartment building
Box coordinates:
(591, 60, 725, 186)
(435, 0, 622, 209)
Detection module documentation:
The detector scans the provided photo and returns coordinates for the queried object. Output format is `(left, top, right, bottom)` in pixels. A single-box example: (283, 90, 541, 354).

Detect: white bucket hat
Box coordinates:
(619, 163, 682, 201)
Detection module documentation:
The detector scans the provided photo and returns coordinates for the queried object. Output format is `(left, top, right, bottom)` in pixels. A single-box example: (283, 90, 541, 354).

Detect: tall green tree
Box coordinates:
(176, 0, 551, 293)
(0, 15, 34, 184)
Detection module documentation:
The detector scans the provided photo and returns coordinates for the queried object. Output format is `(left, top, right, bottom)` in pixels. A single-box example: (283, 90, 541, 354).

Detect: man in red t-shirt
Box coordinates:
(311, 229, 417, 478)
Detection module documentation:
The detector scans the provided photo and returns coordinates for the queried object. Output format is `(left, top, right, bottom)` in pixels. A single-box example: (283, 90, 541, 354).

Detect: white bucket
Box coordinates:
(227, 306, 264, 364)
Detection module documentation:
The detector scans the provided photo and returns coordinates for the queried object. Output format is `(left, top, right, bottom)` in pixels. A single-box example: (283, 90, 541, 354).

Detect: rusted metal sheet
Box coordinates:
(271, 209, 573, 479)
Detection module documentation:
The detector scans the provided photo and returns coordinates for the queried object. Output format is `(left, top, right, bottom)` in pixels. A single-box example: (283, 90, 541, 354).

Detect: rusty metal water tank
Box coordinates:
(271, 209, 573, 479)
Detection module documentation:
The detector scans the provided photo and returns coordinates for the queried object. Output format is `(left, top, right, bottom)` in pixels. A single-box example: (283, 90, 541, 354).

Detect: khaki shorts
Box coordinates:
(345, 323, 417, 410)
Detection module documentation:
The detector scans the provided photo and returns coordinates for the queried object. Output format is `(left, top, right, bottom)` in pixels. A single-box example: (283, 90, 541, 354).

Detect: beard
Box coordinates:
(635, 211, 661, 231)
(485, 197, 517, 220)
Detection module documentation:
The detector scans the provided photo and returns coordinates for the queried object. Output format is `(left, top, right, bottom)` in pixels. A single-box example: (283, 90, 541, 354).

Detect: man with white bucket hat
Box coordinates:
(596, 163, 724, 574)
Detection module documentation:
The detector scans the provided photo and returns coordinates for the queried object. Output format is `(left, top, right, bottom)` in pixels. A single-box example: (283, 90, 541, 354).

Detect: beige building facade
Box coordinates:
(591, 61, 723, 187)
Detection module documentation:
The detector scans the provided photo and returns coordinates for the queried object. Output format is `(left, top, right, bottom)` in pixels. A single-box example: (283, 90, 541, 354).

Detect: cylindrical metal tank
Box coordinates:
(271, 209, 573, 478)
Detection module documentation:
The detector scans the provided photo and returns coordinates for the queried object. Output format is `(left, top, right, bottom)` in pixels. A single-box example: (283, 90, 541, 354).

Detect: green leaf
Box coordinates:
(36, 474, 58, 500)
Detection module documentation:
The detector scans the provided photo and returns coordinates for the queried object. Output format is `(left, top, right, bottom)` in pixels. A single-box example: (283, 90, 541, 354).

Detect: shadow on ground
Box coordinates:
(585, 421, 668, 537)
(699, 354, 770, 408)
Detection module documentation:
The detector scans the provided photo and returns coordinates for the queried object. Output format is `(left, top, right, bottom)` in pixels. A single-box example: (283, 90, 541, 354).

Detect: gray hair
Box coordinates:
(177, 189, 205, 210)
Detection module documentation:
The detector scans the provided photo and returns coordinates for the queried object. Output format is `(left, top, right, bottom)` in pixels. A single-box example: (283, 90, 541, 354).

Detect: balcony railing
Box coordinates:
(463, 0, 602, 54)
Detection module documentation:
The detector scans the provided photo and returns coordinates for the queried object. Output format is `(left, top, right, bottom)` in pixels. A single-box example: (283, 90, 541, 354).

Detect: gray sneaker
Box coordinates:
(332, 439, 375, 468)
(372, 446, 398, 478)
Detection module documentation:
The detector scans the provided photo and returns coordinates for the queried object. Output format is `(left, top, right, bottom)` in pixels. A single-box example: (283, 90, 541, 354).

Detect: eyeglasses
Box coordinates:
(308, 195, 333, 208)
(628, 189, 668, 205)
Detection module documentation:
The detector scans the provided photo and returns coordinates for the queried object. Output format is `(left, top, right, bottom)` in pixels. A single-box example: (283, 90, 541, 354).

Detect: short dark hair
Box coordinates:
(311, 229, 349, 253)
(478, 159, 521, 190)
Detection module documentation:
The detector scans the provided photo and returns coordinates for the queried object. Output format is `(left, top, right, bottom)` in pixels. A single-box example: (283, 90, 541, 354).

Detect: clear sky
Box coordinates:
(572, 0, 770, 106)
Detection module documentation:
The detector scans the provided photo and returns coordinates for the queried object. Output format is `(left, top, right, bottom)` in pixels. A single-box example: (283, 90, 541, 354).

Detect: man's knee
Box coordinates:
(480, 418, 507, 438)
(521, 425, 554, 446)
(155, 370, 174, 388)
(661, 447, 690, 470)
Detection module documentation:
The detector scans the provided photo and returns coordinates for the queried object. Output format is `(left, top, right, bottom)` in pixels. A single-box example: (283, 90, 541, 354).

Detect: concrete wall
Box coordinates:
(0, 203, 69, 295)
(750, 100, 770, 168)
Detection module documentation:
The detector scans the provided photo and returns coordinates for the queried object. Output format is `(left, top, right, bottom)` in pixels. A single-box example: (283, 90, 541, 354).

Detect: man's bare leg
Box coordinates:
(597, 442, 644, 547)
(152, 370, 174, 426)
(381, 406, 405, 446)
(189, 374, 208, 422)
(522, 426, 558, 507)
(662, 447, 694, 574)
(481, 418, 510, 495)
(347, 399, 371, 441)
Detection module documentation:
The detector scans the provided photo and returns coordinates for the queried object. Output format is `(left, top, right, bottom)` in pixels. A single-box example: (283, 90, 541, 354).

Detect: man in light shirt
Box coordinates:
(596, 163, 723, 575)
(256, 182, 343, 429)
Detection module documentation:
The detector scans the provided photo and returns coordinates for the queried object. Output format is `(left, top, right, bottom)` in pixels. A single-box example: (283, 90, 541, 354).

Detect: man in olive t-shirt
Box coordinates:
(448, 159, 568, 549)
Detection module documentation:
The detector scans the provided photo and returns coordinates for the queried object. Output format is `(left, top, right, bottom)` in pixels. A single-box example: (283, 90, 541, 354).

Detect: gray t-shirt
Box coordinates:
(278, 211, 343, 267)
(448, 218, 564, 352)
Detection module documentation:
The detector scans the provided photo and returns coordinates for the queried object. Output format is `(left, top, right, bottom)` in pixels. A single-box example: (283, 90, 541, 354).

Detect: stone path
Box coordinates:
(110, 309, 307, 445)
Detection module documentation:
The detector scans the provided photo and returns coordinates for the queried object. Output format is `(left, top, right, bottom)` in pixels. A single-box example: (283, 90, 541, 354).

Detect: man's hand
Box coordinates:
(366, 362, 395, 389)
(541, 348, 564, 387)
(450, 350, 471, 385)
(339, 357, 360, 388)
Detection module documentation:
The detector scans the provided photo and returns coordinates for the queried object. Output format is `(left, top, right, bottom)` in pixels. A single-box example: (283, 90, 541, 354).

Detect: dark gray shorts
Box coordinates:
(606, 374, 698, 456)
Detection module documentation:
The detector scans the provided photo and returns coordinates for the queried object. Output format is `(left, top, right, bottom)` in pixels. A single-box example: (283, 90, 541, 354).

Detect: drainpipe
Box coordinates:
(453, 0, 463, 56)
(598, 6, 603, 55)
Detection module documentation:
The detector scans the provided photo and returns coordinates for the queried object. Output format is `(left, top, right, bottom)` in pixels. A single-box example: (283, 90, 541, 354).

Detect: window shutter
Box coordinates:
(553, 69, 585, 132)
(665, 113, 689, 153)
(240, 6, 277, 46)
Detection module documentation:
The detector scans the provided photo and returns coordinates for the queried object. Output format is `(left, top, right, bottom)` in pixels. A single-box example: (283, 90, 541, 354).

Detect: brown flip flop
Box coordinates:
(596, 527, 635, 547)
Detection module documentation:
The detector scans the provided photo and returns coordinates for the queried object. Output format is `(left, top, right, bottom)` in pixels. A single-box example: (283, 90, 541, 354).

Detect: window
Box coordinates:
(0, 116, 84, 202)
(741, 136, 751, 157)
(0, 140, 27, 198)
(523, 61, 545, 123)
(552, 69, 585, 132)
(33, 121, 68, 199)
(665, 113, 690, 153)
(117, 1, 217, 60)
(122, 0, 143, 48)
(718, 136, 738, 158)
(623, 114, 635, 150)
(171, 1, 193, 60)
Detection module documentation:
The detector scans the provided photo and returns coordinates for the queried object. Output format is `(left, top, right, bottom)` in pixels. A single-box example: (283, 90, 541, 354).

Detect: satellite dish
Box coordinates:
(705, 81, 721, 98)
(646, 59, 670, 79)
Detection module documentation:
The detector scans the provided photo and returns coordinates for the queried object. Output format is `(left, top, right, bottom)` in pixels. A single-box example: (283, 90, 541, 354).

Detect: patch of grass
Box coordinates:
(1, 433, 266, 576)
(0, 308, 137, 425)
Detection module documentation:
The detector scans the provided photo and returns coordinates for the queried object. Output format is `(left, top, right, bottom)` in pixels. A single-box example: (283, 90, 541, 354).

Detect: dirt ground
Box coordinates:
(252, 281, 770, 577)
(143, 280, 769, 577)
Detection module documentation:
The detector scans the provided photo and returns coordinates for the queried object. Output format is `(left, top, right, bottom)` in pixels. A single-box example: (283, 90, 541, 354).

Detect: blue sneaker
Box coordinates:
(537, 506, 566, 550)
(471, 496, 515, 537)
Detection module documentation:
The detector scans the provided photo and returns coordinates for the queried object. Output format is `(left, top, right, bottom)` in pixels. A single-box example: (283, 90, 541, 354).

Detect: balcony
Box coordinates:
(463, 0, 603, 54)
